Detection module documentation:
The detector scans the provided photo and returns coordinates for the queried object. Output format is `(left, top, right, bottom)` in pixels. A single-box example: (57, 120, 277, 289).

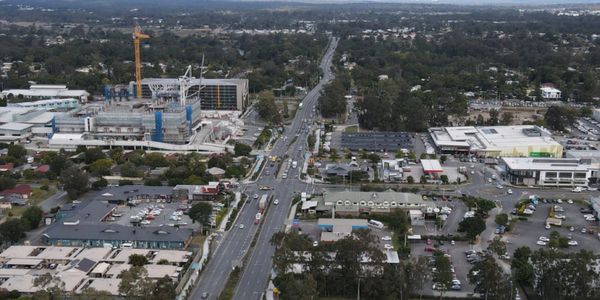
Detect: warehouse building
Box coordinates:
(500, 157, 597, 187)
(317, 190, 426, 216)
(1, 84, 89, 102)
(132, 78, 249, 111)
(429, 125, 562, 157)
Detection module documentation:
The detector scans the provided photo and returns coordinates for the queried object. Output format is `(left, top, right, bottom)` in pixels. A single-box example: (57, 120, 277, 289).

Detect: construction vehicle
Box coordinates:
(132, 24, 150, 99)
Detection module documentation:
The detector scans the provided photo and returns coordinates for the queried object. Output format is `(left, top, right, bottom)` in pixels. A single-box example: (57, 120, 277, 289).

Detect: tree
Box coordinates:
(7, 144, 26, 161)
(21, 206, 43, 230)
(407, 176, 414, 184)
(73, 288, 113, 300)
(440, 175, 449, 184)
(500, 112, 514, 125)
(128, 254, 149, 266)
(410, 256, 430, 300)
(458, 216, 486, 241)
(544, 106, 578, 131)
(120, 162, 140, 178)
(488, 109, 500, 125)
(118, 266, 155, 299)
(92, 178, 108, 190)
(188, 202, 212, 231)
(32, 272, 65, 300)
(488, 237, 507, 256)
(144, 152, 168, 168)
(144, 178, 162, 186)
(432, 251, 453, 298)
(440, 155, 448, 164)
(60, 165, 89, 199)
(495, 213, 509, 226)
(469, 254, 512, 300)
(256, 90, 282, 124)
(234, 143, 252, 157)
(153, 276, 177, 300)
(84, 147, 106, 164)
(0, 219, 26, 243)
(307, 134, 316, 151)
(89, 158, 113, 176)
(0, 176, 16, 191)
(512, 246, 533, 286)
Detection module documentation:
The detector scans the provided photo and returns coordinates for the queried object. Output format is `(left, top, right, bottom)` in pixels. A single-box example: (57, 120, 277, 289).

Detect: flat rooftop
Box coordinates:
(501, 157, 593, 171)
(430, 125, 561, 151)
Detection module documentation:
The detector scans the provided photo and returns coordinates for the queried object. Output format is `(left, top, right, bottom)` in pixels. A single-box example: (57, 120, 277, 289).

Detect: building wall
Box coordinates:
(504, 167, 590, 187)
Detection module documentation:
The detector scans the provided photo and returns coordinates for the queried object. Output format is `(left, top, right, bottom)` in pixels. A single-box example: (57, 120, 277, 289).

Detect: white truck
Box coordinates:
(292, 161, 298, 169)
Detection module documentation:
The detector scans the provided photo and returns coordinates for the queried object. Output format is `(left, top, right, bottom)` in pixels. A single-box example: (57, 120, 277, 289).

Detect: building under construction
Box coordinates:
(131, 78, 249, 111)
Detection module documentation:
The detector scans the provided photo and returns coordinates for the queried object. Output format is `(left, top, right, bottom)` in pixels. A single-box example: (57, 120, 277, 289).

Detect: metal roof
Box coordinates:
(43, 223, 193, 243)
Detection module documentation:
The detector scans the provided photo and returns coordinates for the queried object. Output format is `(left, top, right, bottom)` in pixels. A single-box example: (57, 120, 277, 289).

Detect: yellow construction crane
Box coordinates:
(133, 24, 150, 99)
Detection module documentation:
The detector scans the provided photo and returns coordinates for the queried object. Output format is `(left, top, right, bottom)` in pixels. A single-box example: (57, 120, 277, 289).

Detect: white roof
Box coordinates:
(5, 258, 42, 266)
(144, 264, 179, 279)
(74, 247, 112, 262)
(430, 125, 561, 151)
(1, 85, 89, 98)
(301, 200, 318, 210)
(0, 275, 38, 293)
(105, 263, 131, 277)
(501, 157, 593, 172)
(0, 245, 38, 259)
(0, 122, 33, 131)
(421, 159, 443, 172)
(151, 250, 192, 264)
(37, 246, 79, 260)
(541, 86, 561, 92)
(50, 133, 85, 141)
(108, 249, 150, 262)
(90, 262, 111, 275)
(81, 278, 121, 295)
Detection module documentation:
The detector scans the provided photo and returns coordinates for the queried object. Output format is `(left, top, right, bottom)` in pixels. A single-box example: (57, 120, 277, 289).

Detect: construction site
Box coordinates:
(47, 25, 249, 153)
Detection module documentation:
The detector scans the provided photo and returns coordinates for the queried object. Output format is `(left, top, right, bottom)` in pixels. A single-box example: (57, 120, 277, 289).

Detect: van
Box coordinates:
(121, 243, 133, 248)
(368, 219, 384, 229)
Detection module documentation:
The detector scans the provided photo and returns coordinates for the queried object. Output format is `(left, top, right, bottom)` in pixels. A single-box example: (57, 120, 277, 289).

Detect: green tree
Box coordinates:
(144, 178, 162, 186)
(432, 251, 453, 297)
(0, 219, 26, 243)
(488, 237, 507, 256)
(256, 90, 282, 124)
(32, 272, 65, 300)
(440, 175, 449, 184)
(118, 266, 155, 299)
(7, 144, 26, 161)
(128, 254, 149, 267)
(144, 152, 168, 168)
(495, 213, 509, 226)
(89, 158, 113, 176)
(500, 112, 514, 125)
(410, 256, 430, 300)
(120, 162, 140, 178)
(84, 147, 106, 164)
(440, 155, 448, 164)
(234, 143, 252, 157)
(153, 276, 177, 300)
(73, 287, 113, 300)
(469, 254, 513, 300)
(21, 206, 43, 230)
(60, 165, 89, 199)
(92, 178, 108, 190)
(512, 246, 533, 286)
(407, 176, 414, 184)
(307, 134, 316, 151)
(188, 202, 212, 231)
(458, 216, 486, 241)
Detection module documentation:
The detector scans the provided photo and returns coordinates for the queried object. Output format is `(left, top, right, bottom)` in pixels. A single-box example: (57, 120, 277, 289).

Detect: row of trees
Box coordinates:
(270, 230, 429, 299)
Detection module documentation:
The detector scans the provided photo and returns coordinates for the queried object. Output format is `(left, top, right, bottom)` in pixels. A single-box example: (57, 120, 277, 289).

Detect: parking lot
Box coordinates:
(506, 198, 600, 255)
(110, 201, 199, 229)
(568, 117, 600, 142)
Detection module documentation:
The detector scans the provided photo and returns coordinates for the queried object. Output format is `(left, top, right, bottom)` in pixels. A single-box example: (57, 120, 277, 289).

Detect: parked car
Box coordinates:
(536, 240, 548, 246)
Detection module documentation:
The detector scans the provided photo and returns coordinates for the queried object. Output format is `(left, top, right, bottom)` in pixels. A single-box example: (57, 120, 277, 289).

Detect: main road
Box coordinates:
(190, 36, 338, 300)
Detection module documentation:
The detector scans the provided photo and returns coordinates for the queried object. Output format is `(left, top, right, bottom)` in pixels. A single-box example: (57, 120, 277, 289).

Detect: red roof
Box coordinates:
(0, 163, 14, 171)
(1, 184, 32, 196)
(35, 164, 50, 173)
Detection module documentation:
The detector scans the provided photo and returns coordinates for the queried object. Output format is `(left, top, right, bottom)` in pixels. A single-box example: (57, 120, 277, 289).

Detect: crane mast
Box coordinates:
(133, 25, 150, 99)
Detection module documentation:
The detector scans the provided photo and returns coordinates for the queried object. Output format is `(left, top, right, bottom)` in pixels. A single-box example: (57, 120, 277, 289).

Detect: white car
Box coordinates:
(554, 214, 566, 220)
(312, 241, 318, 247)
(496, 184, 503, 189)
(140, 220, 151, 225)
(470, 171, 475, 175)
(239, 224, 245, 229)
(274, 199, 279, 205)
(539, 236, 550, 242)
(507, 189, 513, 195)
(568, 240, 579, 246)
(572, 187, 583, 193)
(536, 240, 548, 246)
(557, 199, 563, 204)
(567, 199, 573, 204)
(585, 216, 596, 221)
(545, 224, 551, 230)
(381, 236, 392, 241)
(253, 194, 259, 199)
(384, 244, 394, 250)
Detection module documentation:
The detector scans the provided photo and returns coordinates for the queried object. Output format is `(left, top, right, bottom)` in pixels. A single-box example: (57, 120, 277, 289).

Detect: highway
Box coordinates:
(190, 36, 338, 300)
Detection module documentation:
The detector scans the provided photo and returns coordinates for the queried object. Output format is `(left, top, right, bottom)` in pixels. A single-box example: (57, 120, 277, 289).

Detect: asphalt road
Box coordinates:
(190, 37, 338, 300)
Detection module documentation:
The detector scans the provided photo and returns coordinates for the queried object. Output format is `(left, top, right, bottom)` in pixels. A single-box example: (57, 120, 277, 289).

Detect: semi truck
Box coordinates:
(258, 194, 268, 213)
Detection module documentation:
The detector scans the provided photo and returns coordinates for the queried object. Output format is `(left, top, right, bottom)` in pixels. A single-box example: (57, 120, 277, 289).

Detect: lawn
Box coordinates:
(5, 187, 56, 217)
(344, 125, 359, 133)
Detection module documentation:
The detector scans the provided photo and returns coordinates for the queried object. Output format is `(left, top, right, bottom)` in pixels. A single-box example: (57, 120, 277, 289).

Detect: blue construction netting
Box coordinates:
(152, 111, 164, 142)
